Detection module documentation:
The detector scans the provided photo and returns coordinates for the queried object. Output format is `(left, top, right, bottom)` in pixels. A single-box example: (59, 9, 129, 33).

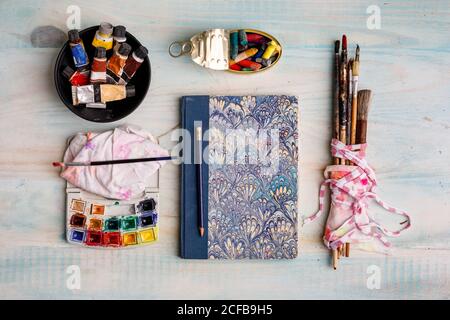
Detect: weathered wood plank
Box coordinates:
(0, 0, 449, 299)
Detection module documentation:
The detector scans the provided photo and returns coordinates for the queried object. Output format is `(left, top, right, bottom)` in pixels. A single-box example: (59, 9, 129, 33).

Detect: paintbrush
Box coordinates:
(331, 39, 341, 268)
(344, 45, 360, 257)
(333, 40, 340, 165)
(352, 89, 372, 258)
(354, 90, 372, 258)
(347, 58, 353, 155)
(52, 156, 175, 167)
(356, 89, 372, 145)
(338, 34, 348, 165)
(351, 45, 360, 146)
(332, 249, 338, 270)
(334, 34, 348, 261)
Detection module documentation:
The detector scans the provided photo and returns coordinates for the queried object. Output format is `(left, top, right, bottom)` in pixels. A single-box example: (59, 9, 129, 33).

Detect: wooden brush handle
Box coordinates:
(338, 44, 348, 166)
(339, 126, 347, 164)
(332, 53, 340, 165)
(356, 120, 367, 144)
(333, 55, 340, 141)
(350, 98, 358, 144)
(347, 95, 358, 166)
(340, 126, 347, 144)
(91, 156, 173, 166)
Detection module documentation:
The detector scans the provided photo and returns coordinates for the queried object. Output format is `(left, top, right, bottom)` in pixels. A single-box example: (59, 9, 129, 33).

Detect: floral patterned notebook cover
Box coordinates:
(181, 95, 299, 259)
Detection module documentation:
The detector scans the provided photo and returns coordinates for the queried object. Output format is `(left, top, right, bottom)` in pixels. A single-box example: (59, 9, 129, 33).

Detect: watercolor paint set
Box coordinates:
(64, 139, 161, 250)
(66, 187, 159, 248)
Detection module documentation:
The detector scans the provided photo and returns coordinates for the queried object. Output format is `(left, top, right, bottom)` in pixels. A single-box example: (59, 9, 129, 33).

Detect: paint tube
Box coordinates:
(72, 84, 135, 107)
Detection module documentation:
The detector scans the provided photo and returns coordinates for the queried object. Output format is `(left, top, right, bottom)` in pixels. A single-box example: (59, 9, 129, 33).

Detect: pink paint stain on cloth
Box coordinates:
(60, 125, 169, 200)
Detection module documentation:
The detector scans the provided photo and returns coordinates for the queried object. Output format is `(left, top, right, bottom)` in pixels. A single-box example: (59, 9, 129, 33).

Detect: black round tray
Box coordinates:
(54, 26, 151, 122)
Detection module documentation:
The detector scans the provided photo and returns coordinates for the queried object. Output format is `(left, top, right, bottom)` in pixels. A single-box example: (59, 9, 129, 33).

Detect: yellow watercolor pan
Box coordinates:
(138, 227, 158, 243)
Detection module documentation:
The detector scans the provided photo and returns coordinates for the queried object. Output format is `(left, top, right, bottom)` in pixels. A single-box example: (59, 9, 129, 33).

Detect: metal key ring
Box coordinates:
(168, 41, 193, 57)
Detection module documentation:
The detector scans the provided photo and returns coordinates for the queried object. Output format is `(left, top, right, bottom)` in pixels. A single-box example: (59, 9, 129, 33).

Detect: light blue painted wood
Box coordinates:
(0, 0, 449, 299)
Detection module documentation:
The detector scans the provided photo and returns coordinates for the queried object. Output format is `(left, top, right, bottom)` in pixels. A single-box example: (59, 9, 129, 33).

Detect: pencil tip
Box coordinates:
(334, 40, 340, 53)
(52, 162, 64, 167)
(199, 227, 204, 237)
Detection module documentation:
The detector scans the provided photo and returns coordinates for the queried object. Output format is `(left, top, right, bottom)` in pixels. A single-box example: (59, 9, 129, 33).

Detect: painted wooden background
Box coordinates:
(0, 0, 449, 299)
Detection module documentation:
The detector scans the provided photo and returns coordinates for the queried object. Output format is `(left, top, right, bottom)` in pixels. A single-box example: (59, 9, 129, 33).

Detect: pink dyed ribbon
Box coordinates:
(305, 139, 411, 250)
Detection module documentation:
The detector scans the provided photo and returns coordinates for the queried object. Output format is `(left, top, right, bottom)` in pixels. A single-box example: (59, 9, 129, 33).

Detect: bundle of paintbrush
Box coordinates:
(306, 35, 412, 270)
(328, 35, 369, 268)
(331, 35, 365, 267)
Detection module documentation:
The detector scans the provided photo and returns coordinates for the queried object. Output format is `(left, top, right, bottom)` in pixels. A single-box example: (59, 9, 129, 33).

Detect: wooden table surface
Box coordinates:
(0, 0, 449, 299)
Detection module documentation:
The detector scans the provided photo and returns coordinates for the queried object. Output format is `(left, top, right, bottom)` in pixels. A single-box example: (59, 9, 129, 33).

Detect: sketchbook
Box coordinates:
(181, 95, 299, 259)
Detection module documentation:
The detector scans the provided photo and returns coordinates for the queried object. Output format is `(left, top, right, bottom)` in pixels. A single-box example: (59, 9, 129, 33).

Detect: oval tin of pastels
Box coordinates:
(169, 28, 282, 74)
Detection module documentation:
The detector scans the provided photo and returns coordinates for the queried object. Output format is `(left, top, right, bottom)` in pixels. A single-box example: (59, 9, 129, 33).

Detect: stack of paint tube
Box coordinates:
(229, 30, 280, 72)
(62, 22, 148, 109)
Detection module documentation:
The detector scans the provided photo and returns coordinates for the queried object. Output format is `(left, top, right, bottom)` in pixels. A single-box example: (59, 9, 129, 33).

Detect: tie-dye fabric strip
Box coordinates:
(305, 139, 411, 253)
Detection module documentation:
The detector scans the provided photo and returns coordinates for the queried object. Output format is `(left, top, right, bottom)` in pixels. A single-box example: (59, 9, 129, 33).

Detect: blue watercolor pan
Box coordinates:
(70, 229, 86, 243)
(139, 213, 155, 227)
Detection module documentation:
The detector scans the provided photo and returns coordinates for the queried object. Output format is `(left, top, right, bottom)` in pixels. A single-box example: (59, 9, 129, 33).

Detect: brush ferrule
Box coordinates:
(67, 162, 89, 166)
(352, 79, 359, 97)
(352, 60, 360, 76)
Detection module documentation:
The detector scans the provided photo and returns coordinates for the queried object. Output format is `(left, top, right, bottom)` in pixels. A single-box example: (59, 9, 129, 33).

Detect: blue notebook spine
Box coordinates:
(180, 98, 186, 258)
(180, 96, 209, 259)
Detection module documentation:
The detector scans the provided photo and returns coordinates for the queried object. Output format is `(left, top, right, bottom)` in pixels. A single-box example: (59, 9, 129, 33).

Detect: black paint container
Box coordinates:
(54, 26, 151, 122)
